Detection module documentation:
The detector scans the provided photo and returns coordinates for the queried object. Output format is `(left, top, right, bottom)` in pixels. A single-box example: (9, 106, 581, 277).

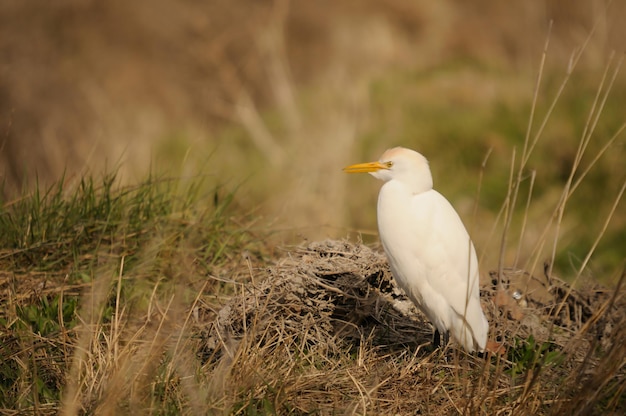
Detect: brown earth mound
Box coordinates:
(201, 240, 431, 363)
(202, 239, 624, 360)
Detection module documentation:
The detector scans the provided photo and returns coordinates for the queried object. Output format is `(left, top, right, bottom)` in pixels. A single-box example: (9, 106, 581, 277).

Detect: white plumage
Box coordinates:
(344, 147, 488, 352)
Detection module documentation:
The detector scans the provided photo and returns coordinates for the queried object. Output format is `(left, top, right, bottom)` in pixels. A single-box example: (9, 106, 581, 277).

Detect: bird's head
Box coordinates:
(343, 147, 433, 193)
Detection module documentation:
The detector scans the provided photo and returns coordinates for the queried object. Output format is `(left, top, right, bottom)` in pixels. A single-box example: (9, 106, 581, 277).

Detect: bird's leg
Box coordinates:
(443, 330, 450, 347)
(433, 329, 450, 349)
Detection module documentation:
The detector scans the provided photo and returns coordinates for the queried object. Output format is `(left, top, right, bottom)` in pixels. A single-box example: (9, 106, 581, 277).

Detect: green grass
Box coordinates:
(0, 173, 265, 413)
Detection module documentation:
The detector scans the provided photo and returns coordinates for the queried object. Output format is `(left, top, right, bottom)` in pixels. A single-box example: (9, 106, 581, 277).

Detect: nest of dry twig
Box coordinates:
(197, 240, 625, 414)
(202, 240, 624, 360)
(200, 240, 433, 363)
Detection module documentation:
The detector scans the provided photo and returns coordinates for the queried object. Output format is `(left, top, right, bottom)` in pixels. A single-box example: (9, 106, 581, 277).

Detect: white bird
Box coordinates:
(344, 147, 488, 352)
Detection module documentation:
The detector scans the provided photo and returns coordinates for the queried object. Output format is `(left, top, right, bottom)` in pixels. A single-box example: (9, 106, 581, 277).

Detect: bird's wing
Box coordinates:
(407, 190, 482, 318)
(378, 182, 480, 320)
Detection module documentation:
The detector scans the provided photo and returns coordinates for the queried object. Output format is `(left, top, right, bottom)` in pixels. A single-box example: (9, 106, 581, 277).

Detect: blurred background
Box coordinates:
(1, 0, 624, 280)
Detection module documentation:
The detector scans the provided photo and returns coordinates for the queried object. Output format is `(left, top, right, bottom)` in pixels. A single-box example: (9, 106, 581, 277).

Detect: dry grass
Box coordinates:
(0, 168, 624, 414)
(196, 240, 625, 415)
(5, 237, 622, 414)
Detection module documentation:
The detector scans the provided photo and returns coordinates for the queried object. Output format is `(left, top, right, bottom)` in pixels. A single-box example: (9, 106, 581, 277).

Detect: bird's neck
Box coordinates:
(397, 173, 433, 195)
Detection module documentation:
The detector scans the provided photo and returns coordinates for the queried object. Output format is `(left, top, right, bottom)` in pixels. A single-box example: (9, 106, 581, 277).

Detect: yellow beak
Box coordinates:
(343, 161, 389, 173)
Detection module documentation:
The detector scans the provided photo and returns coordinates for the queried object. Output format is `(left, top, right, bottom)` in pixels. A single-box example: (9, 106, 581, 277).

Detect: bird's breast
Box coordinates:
(376, 184, 432, 286)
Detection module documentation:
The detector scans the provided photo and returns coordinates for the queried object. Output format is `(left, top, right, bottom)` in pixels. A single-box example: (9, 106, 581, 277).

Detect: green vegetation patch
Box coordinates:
(0, 173, 264, 413)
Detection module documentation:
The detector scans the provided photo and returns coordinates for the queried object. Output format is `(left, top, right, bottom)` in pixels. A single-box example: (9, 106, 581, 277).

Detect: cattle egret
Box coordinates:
(344, 147, 488, 352)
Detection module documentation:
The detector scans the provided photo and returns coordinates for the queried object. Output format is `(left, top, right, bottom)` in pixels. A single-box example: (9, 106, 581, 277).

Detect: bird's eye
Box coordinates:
(385, 161, 394, 168)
